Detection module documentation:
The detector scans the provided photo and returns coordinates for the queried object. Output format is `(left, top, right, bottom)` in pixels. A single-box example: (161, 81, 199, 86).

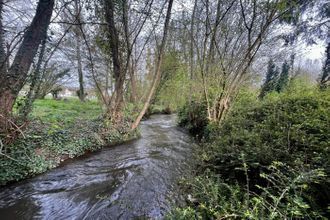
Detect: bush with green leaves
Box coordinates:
(175, 84, 329, 218)
(169, 161, 327, 219)
(154, 50, 190, 112)
(206, 91, 329, 175)
(178, 100, 208, 138)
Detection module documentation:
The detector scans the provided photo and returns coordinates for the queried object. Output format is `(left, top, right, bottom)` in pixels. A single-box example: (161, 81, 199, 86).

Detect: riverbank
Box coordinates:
(0, 98, 139, 186)
(171, 86, 330, 219)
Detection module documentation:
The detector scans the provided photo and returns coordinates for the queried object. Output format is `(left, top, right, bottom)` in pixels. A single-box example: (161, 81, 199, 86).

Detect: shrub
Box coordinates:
(174, 88, 330, 218)
(168, 162, 327, 219)
(207, 93, 329, 174)
(178, 100, 208, 138)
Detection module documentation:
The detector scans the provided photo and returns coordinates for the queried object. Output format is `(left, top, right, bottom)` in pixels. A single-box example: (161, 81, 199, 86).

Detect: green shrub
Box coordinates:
(207, 93, 329, 174)
(168, 162, 327, 219)
(174, 87, 330, 218)
(178, 100, 208, 138)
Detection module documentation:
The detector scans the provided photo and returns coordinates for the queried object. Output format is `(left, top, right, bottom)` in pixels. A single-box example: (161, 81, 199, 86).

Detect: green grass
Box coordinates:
(31, 98, 102, 125)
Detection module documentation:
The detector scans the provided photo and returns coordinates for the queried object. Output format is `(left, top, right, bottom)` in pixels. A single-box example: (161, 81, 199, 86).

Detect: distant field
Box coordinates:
(31, 98, 102, 125)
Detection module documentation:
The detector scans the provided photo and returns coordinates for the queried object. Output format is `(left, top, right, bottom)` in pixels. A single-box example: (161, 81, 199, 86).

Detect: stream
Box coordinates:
(0, 114, 195, 219)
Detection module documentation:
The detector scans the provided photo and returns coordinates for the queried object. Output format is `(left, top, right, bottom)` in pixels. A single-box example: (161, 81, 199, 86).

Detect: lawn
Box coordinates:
(31, 98, 102, 125)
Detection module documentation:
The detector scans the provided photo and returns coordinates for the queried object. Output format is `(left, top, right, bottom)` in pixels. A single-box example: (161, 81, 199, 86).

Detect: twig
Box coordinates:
(0, 114, 26, 138)
(0, 137, 19, 162)
(218, 214, 238, 219)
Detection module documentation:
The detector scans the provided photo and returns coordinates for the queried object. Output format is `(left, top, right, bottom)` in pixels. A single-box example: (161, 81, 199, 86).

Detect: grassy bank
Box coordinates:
(170, 84, 330, 219)
(0, 98, 139, 186)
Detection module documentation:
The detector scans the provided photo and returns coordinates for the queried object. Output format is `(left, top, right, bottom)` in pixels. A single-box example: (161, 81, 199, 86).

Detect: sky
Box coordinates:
(3, 0, 328, 88)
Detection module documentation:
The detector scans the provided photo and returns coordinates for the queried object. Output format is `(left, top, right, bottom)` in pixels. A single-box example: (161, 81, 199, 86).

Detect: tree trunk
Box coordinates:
(129, 58, 137, 103)
(76, 37, 85, 101)
(189, 0, 197, 102)
(74, 0, 85, 102)
(19, 36, 47, 118)
(104, 0, 125, 121)
(0, 0, 10, 128)
(0, 0, 6, 75)
(320, 42, 329, 89)
(0, 0, 54, 130)
(131, 0, 174, 130)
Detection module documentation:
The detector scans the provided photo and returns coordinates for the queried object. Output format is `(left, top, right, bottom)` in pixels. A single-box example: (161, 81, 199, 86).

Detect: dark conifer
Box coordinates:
(320, 42, 329, 89)
(276, 60, 290, 92)
(259, 59, 279, 99)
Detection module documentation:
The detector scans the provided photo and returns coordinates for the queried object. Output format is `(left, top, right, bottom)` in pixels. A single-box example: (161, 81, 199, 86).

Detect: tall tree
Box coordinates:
(104, 0, 125, 121)
(276, 60, 290, 92)
(320, 42, 329, 89)
(259, 59, 279, 99)
(0, 0, 6, 77)
(0, 0, 55, 131)
(102, 0, 153, 122)
(186, 0, 280, 122)
(73, 0, 85, 101)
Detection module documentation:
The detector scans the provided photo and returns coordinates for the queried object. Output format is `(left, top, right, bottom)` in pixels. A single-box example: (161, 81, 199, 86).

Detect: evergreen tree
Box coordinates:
(259, 59, 279, 99)
(276, 60, 290, 92)
(320, 42, 329, 89)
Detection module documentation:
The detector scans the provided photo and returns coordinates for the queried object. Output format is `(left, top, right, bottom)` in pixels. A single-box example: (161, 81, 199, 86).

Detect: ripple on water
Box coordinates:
(0, 115, 196, 219)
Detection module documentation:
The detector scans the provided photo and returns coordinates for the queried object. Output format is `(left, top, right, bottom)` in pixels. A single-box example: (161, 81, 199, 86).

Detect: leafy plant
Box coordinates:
(175, 83, 330, 218)
(178, 100, 208, 138)
(169, 162, 327, 219)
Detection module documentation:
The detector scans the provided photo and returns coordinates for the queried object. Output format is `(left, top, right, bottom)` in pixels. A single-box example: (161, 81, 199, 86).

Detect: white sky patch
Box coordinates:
(301, 43, 326, 60)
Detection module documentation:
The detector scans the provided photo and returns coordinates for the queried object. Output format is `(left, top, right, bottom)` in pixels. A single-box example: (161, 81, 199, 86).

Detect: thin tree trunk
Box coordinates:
(19, 36, 47, 118)
(320, 42, 329, 89)
(199, 0, 212, 119)
(129, 58, 137, 103)
(131, 0, 174, 130)
(0, 0, 6, 75)
(74, 0, 85, 102)
(5, 42, 9, 70)
(76, 38, 85, 101)
(189, 0, 197, 102)
(105, 66, 110, 103)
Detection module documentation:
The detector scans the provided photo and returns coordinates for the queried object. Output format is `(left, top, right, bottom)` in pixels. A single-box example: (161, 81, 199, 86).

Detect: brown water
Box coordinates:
(0, 115, 195, 219)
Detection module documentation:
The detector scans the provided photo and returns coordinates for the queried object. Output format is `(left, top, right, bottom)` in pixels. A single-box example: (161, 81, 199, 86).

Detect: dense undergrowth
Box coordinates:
(0, 98, 139, 186)
(171, 82, 330, 219)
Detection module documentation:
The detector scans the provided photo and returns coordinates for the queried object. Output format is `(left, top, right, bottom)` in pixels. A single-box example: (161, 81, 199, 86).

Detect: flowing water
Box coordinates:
(0, 115, 195, 220)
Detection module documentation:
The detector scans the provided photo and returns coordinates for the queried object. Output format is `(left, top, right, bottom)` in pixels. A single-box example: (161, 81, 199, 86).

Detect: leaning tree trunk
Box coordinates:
(0, 0, 54, 131)
(131, 0, 174, 130)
